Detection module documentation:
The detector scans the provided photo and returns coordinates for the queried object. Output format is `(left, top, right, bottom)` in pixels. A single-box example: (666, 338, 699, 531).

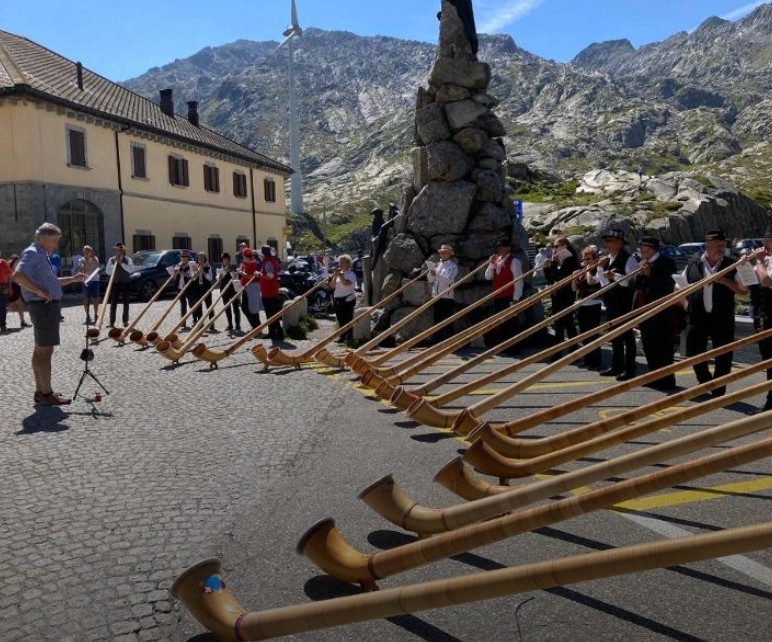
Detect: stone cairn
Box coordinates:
(372, 0, 527, 340)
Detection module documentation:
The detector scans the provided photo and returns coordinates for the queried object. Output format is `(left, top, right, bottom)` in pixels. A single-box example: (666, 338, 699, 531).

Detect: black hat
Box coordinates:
(114, 241, 126, 249)
(705, 229, 726, 241)
(496, 237, 512, 247)
(370, 208, 384, 216)
(601, 228, 625, 241)
(638, 236, 660, 249)
(221, 252, 231, 260)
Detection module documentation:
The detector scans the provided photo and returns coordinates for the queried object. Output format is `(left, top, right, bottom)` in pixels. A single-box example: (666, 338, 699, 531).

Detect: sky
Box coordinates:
(2, 1, 768, 80)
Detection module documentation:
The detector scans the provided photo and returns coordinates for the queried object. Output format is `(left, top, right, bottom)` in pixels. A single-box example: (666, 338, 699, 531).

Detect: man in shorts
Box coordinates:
(12, 223, 85, 405)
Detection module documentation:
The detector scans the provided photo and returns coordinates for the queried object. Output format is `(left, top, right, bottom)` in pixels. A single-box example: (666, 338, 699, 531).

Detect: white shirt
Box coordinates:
(596, 253, 638, 288)
(333, 269, 357, 300)
(428, 259, 458, 299)
(680, 255, 741, 313)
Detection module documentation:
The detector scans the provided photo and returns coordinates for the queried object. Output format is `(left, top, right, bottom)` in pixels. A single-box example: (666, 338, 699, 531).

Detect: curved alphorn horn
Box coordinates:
(459, 326, 772, 441)
(156, 278, 244, 363)
(192, 276, 330, 367)
(260, 269, 430, 368)
(407, 254, 754, 433)
(174, 522, 772, 641)
(463, 374, 772, 482)
(299, 427, 772, 587)
(366, 262, 629, 399)
(362, 398, 772, 535)
(133, 276, 198, 347)
(434, 457, 511, 501)
(108, 271, 178, 343)
(476, 356, 772, 459)
(87, 265, 118, 339)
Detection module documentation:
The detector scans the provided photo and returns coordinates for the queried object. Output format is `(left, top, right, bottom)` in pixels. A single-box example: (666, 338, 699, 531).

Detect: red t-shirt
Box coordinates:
(0, 259, 12, 286)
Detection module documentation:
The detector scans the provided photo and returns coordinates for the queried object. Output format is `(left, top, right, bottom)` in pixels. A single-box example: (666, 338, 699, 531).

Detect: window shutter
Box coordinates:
(69, 130, 86, 166)
(214, 167, 220, 193)
(168, 156, 176, 184)
(182, 159, 189, 186)
(133, 146, 146, 178)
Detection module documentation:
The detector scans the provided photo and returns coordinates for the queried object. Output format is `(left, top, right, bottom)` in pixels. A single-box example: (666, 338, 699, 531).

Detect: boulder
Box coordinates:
(430, 58, 491, 90)
(406, 181, 477, 236)
(427, 141, 475, 181)
(390, 306, 435, 344)
(382, 233, 425, 273)
(416, 103, 450, 145)
(402, 281, 432, 307)
(471, 168, 506, 202)
(467, 202, 512, 232)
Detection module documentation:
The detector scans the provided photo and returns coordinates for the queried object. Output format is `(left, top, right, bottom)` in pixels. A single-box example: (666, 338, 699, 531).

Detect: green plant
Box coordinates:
(285, 324, 307, 340)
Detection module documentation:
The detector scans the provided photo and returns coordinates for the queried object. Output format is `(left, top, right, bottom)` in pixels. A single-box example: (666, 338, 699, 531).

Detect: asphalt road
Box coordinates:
(0, 298, 770, 642)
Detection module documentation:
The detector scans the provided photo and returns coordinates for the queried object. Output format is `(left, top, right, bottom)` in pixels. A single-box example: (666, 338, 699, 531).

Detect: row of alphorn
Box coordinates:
(167, 250, 772, 640)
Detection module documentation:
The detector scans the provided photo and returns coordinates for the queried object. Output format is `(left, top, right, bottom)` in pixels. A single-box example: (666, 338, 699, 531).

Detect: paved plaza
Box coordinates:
(1, 296, 771, 641)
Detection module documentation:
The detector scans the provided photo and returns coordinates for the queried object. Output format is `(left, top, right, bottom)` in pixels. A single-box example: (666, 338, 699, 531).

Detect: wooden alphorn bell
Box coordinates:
(407, 254, 754, 434)
(173, 522, 772, 641)
(108, 271, 177, 344)
(298, 424, 772, 588)
(192, 276, 330, 369)
(361, 395, 772, 535)
(132, 275, 198, 348)
(259, 269, 430, 369)
(86, 264, 118, 341)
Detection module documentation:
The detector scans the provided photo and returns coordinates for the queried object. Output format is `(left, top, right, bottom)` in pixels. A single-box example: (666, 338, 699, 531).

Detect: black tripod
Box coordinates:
(73, 315, 109, 402)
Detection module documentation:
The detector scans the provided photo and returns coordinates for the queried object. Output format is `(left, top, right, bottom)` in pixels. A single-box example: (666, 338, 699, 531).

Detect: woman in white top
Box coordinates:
(330, 254, 357, 343)
(78, 245, 100, 324)
(427, 244, 459, 342)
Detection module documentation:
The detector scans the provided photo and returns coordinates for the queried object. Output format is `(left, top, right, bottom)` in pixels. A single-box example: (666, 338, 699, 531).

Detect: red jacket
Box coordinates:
(259, 255, 280, 299)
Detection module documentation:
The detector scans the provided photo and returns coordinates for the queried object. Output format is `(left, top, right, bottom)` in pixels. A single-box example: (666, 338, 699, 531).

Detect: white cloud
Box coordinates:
(476, 0, 548, 34)
(721, 0, 767, 21)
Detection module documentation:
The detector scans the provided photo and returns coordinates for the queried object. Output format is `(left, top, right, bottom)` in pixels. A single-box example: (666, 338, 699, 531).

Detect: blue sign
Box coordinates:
(513, 199, 523, 222)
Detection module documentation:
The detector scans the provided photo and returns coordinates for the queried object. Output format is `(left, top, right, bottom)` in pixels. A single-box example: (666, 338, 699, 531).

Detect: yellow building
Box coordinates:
(0, 30, 292, 267)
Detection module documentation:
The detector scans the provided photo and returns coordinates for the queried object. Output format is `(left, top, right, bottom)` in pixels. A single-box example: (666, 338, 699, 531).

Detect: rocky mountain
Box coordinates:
(122, 4, 772, 246)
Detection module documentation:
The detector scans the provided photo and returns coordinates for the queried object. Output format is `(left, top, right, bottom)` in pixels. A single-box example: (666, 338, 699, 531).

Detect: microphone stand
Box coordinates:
(74, 309, 110, 402)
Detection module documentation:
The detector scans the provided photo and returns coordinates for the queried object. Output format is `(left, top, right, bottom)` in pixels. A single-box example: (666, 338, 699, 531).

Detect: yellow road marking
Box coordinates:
(613, 477, 772, 511)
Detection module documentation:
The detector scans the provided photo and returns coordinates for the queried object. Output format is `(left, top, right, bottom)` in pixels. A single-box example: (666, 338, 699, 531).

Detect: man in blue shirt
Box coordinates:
(13, 223, 85, 405)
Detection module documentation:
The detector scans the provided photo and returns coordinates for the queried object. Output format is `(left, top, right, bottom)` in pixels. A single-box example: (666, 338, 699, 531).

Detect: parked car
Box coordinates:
(658, 245, 688, 271)
(735, 238, 763, 254)
(678, 242, 705, 259)
(100, 249, 197, 301)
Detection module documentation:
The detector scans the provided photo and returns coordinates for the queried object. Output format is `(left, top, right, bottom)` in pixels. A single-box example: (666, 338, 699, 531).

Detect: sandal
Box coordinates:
(36, 392, 72, 406)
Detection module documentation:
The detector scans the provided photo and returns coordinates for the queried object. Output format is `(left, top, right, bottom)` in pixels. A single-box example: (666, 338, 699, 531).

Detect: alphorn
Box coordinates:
(362, 387, 772, 534)
(108, 271, 178, 343)
(87, 265, 117, 339)
(261, 269, 429, 369)
(299, 424, 772, 587)
(160, 276, 223, 346)
(407, 253, 754, 433)
(464, 374, 772, 480)
(355, 261, 581, 383)
(174, 522, 772, 641)
(155, 279, 244, 363)
(365, 262, 632, 399)
(350, 261, 543, 375)
(461, 326, 772, 442)
(473, 355, 772, 460)
(192, 276, 331, 368)
(132, 276, 198, 347)
(390, 265, 644, 409)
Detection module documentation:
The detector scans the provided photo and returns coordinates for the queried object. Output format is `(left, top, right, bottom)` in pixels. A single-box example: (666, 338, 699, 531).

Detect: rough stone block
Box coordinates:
(406, 181, 476, 236)
(427, 141, 474, 182)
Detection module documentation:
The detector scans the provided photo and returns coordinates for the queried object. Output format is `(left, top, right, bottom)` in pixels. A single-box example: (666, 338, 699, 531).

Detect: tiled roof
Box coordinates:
(0, 30, 291, 174)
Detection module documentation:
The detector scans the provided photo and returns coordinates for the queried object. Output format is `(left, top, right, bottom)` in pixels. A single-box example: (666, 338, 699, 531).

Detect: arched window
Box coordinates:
(57, 199, 104, 269)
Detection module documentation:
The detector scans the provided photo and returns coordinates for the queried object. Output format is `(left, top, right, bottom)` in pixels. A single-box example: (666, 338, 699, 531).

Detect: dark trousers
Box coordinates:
(432, 298, 456, 343)
(334, 297, 356, 341)
(606, 304, 636, 374)
(262, 296, 284, 340)
(552, 299, 577, 345)
(640, 312, 675, 387)
(686, 314, 734, 396)
(192, 289, 213, 325)
(109, 281, 131, 326)
(576, 304, 602, 367)
(485, 298, 520, 350)
(222, 290, 241, 330)
(0, 292, 7, 329)
(241, 295, 262, 329)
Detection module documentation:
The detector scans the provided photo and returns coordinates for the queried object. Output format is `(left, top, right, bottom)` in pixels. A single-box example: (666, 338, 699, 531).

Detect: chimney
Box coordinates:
(159, 88, 174, 117)
(75, 62, 83, 90)
(186, 101, 199, 127)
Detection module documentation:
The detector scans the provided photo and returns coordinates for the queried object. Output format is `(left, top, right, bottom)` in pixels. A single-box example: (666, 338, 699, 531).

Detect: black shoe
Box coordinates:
(615, 371, 636, 382)
(600, 368, 622, 377)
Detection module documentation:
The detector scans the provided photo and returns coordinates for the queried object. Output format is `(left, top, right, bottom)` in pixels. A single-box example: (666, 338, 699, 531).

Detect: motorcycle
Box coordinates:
(278, 265, 334, 316)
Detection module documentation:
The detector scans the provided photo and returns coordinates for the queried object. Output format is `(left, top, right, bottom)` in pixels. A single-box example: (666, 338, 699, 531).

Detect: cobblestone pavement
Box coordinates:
(1, 297, 771, 641)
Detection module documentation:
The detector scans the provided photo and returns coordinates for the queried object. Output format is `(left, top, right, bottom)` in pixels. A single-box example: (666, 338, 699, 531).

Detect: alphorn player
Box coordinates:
(238, 247, 263, 330)
(572, 245, 603, 370)
(217, 252, 242, 336)
(426, 244, 458, 344)
(172, 249, 196, 327)
(542, 236, 579, 357)
(259, 245, 284, 342)
(105, 242, 134, 328)
(484, 237, 523, 352)
(191, 251, 217, 331)
(597, 227, 637, 379)
(632, 236, 677, 391)
(682, 229, 747, 398)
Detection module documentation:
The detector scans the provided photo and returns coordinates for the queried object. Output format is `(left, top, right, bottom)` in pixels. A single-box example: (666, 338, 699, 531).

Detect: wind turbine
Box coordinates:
(278, 0, 305, 216)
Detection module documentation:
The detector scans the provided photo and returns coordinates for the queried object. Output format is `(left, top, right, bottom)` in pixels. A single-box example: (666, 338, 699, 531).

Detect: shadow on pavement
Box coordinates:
(18, 406, 70, 433)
